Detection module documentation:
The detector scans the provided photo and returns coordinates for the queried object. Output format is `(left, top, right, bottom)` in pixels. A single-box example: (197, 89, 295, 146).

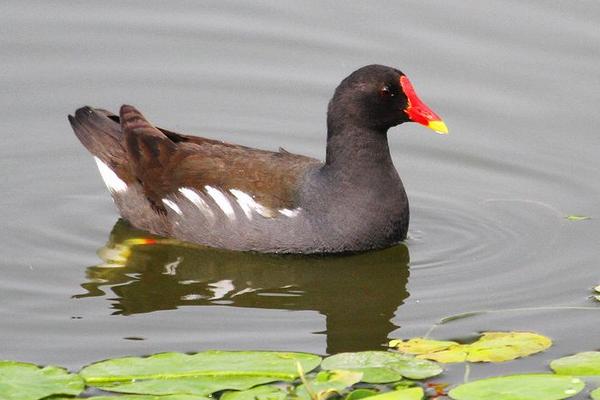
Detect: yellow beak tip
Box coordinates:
(428, 120, 449, 135)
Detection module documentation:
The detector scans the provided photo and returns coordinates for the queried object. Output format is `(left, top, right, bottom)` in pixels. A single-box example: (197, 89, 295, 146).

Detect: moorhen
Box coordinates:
(69, 64, 447, 253)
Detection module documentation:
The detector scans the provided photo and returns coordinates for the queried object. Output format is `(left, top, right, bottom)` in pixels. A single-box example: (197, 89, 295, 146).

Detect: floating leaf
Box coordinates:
(393, 381, 417, 390)
(390, 332, 552, 363)
(295, 370, 363, 400)
(80, 351, 321, 396)
(0, 361, 84, 400)
(551, 352, 600, 375)
(390, 338, 464, 363)
(389, 338, 457, 354)
(448, 374, 584, 400)
(321, 351, 442, 382)
(56, 396, 209, 400)
(345, 389, 379, 400)
(566, 215, 591, 221)
(591, 387, 600, 400)
(365, 388, 424, 400)
(221, 385, 288, 400)
(93, 376, 283, 396)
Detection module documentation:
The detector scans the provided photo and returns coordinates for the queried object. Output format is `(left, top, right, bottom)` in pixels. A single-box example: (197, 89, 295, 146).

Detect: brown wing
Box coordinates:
(119, 105, 320, 212)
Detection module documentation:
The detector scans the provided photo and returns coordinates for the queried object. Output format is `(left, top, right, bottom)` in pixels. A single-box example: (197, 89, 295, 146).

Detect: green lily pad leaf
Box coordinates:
(93, 375, 282, 396)
(221, 385, 288, 400)
(390, 332, 552, 363)
(81, 351, 321, 383)
(566, 215, 590, 221)
(321, 351, 442, 382)
(551, 352, 600, 375)
(80, 351, 321, 396)
(366, 388, 424, 400)
(449, 374, 584, 400)
(0, 361, 84, 400)
(393, 381, 417, 390)
(61, 396, 209, 400)
(591, 387, 600, 400)
(295, 370, 363, 400)
(345, 388, 379, 400)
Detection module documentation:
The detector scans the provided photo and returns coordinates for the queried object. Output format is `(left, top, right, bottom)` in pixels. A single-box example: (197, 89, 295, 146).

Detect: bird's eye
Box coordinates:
(379, 86, 394, 98)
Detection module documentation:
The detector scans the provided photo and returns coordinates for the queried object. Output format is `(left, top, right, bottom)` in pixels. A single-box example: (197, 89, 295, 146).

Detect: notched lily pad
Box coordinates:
(448, 374, 584, 400)
(390, 332, 552, 363)
(0, 360, 84, 400)
(321, 351, 442, 382)
(80, 351, 321, 396)
(591, 387, 600, 400)
(550, 351, 600, 376)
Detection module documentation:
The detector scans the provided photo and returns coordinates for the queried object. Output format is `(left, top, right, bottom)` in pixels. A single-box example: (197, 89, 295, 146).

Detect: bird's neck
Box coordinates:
(324, 122, 395, 181)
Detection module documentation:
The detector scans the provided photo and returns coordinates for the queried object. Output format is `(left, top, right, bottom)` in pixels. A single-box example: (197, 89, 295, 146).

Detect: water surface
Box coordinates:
(1, 0, 599, 390)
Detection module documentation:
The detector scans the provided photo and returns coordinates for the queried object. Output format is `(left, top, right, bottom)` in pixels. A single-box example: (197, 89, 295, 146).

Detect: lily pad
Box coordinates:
(371, 387, 425, 400)
(58, 396, 209, 400)
(93, 375, 283, 396)
(389, 338, 457, 355)
(0, 361, 84, 400)
(221, 385, 288, 400)
(366, 388, 424, 400)
(321, 351, 442, 382)
(80, 351, 321, 396)
(448, 374, 584, 400)
(390, 332, 551, 363)
(551, 352, 600, 375)
(393, 381, 418, 390)
(345, 389, 379, 400)
(295, 370, 363, 400)
(591, 387, 600, 400)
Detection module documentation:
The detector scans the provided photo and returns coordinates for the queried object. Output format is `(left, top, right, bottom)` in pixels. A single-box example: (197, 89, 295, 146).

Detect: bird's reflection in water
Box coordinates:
(76, 220, 410, 354)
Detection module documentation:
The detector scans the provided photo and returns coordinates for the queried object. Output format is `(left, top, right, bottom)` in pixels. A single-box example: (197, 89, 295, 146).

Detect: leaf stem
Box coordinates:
(463, 363, 471, 383)
(424, 306, 599, 338)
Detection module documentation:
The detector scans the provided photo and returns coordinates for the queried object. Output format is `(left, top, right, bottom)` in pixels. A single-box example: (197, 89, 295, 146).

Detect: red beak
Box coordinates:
(400, 76, 448, 134)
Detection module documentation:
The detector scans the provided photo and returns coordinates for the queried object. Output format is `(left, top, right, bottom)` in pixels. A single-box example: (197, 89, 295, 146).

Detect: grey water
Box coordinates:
(1, 0, 599, 392)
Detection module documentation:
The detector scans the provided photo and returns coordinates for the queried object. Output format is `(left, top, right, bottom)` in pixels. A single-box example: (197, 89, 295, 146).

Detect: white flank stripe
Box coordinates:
(230, 189, 275, 218)
(179, 187, 215, 220)
(229, 189, 253, 219)
(94, 157, 127, 193)
(162, 199, 183, 215)
(279, 208, 301, 218)
(205, 185, 235, 219)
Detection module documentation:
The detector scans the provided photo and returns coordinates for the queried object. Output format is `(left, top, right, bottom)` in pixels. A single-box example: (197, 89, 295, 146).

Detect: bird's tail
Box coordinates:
(68, 106, 131, 184)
